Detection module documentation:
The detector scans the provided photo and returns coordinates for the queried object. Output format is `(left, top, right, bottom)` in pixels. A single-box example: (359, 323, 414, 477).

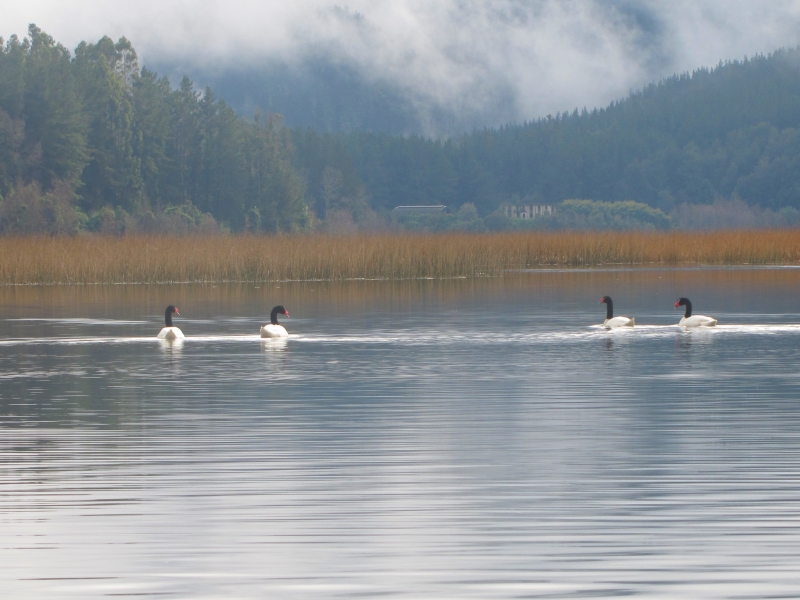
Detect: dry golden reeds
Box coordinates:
(1, 230, 800, 285)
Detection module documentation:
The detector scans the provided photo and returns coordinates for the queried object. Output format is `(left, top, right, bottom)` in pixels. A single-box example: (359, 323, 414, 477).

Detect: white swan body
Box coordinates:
(675, 297, 717, 327)
(599, 296, 634, 328)
(260, 324, 288, 338)
(679, 315, 717, 327)
(604, 316, 635, 328)
(158, 326, 185, 340)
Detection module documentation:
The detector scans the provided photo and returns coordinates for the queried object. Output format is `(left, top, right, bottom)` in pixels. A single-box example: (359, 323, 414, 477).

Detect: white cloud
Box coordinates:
(3, 0, 800, 127)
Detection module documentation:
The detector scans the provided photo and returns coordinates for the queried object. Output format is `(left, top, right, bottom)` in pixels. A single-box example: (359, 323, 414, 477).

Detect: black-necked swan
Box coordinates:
(599, 296, 635, 328)
(261, 305, 289, 338)
(675, 297, 717, 327)
(157, 305, 185, 339)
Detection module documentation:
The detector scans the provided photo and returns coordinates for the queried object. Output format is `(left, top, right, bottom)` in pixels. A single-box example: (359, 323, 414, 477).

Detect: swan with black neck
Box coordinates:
(675, 297, 717, 327)
(599, 296, 635, 328)
(157, 305, 184, 339)
(261, 306, 289, 338)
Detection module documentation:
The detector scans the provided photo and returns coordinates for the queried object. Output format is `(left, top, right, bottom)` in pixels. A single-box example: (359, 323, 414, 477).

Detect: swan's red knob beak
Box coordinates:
(599, 298, 604, 303)
(284, 311, 289, 317)
(174, 308, 180, 315)
(673, 302, 680, 308)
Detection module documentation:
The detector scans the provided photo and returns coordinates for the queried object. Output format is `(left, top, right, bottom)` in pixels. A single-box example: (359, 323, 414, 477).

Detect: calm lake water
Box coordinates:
(2, 268, 800, 599)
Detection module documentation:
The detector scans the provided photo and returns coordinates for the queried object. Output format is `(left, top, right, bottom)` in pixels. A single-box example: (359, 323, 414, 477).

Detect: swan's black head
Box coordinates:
(600, 296, 613, 319)
(165, 305, 179, 327)
(270, 305, 289, 325)
(675, 297, 692, 318)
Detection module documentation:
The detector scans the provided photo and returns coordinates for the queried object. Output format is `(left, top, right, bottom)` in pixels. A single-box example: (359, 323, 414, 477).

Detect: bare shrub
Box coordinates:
(44, 180, 81, 234)
(321, 208, 358, 235)
(86, 201, 225, 235)
(0, 180, 80, 235)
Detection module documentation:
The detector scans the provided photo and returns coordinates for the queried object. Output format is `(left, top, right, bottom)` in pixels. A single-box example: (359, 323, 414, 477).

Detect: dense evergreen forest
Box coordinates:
(3, 24, 800, 234)
(0, 25, 307, 234)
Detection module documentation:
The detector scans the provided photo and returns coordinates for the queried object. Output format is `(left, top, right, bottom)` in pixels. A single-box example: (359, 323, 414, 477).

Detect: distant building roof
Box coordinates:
(392, 205, 447, 214)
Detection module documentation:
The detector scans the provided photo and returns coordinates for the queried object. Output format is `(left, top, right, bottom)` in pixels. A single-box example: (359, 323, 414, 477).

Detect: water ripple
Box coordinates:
(2, 275, 800, 598)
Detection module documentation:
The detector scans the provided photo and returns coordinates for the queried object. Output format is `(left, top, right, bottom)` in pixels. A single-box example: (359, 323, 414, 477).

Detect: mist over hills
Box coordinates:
(147, 53, 524, 137)
(291, 47, 800, 225)
(150, 58, 427, 136)
(14, 1, 800, 139)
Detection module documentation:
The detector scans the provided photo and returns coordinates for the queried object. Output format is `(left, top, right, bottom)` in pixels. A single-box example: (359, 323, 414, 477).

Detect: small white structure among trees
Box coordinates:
(502, 204, 554, 219)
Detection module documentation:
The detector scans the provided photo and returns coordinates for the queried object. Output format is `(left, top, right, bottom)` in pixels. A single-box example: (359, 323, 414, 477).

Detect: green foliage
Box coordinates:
(83, 200, 224, 235)
(0, 25, 310, 235)
(0, 26, 89, 193)
(671, 198, 800, 229)
(160, 201, 221, 233)
(73, 36, 142, 211)
(390, 204, 489, 232)
(291, 128, 364, 219)
(241, 113, 309, 232)
(551, 200, 672, 231)
(292, 48, 800, 223)
(7, 24, 800, 235)
(0, 107, 25, 193)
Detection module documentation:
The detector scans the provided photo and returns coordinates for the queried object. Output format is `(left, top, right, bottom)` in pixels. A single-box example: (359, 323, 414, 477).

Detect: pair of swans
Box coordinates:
(600, 296, 717, 328)
(157, 305, 289, 340)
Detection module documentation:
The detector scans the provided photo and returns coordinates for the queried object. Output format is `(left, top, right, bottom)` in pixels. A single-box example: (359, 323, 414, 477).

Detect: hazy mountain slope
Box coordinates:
(291, 48, 800, 215)
(149, 58, 430, 135)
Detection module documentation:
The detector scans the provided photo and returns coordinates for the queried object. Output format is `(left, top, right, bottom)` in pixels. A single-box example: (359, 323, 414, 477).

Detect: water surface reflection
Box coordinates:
(2, 269, 800, 598)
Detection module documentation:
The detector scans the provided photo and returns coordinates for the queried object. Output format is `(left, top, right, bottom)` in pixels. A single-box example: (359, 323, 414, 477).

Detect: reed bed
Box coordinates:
(2, 230, 800, 285)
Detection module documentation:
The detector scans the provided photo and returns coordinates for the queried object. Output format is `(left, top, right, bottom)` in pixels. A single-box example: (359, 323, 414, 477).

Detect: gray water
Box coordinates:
(2, 268, 800, 599)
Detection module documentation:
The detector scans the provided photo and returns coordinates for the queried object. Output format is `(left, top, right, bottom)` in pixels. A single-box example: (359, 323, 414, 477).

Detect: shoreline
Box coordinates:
(4, 263, 800, 287)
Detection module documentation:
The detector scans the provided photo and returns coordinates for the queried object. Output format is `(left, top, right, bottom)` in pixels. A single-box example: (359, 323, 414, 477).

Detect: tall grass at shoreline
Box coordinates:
(2, 231, 800, 285)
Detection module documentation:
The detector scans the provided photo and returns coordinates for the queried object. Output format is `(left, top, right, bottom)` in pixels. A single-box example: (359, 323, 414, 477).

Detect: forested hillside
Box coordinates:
(0, 25, 308, 234)
(3, 24, 800, 235)
(293, 47, 800, 227)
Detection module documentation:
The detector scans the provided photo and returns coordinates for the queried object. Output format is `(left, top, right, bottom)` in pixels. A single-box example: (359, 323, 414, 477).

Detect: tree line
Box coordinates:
(0, 25, 307, 234)
(4, 25, 800, 235)
(292, 47, 800, 229)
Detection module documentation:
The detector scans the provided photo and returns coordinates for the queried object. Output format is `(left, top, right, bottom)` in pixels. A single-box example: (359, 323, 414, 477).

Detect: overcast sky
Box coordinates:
(3, 0, 800, 125)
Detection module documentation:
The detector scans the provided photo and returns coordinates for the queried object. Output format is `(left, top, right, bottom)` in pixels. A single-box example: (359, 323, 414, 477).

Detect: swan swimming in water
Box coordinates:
(157, 305, 185, 339)
(261, 305, 289, 338)
(675, 297, 717, 327)
(599, 296, 635, 328)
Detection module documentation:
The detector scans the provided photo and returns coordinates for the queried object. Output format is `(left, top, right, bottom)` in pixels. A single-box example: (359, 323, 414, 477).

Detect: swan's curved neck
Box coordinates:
(165, 309, 173, 327)
(605, 299, 613, 320)
(683, 300, 692, 318)
(270, 308, 280, 325)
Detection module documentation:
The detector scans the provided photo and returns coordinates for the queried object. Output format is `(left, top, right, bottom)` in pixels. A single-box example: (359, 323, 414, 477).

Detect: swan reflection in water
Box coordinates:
(260, 337, 288, 353)
(159, 337, 184, 368)
(675, 327, 716, 354)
